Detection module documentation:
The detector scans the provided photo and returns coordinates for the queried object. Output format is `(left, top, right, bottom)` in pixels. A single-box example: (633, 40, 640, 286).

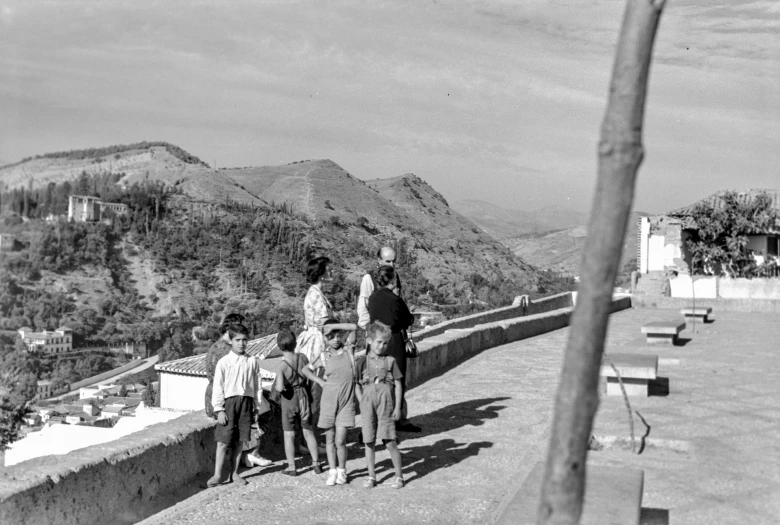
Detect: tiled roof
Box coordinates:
(668, 189, 780, 219)
(155, 333, 280, 377)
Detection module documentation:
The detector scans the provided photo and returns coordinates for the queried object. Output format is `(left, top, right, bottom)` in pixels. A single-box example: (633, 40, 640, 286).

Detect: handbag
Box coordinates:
(403, 330, 419, 359)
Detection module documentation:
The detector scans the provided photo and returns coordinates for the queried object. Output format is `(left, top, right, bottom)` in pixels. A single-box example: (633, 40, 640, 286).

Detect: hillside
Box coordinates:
(510, 213, 647, 278)
(0, 144, 553, 362)
(0, 142, 211, 192)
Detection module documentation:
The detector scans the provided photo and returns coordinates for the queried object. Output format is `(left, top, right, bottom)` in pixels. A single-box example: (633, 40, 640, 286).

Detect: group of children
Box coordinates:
(209, 320, 405, 489)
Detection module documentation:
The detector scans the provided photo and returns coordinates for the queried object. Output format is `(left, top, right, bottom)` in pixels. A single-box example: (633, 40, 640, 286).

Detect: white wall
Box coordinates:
(159, 373, 208, 411)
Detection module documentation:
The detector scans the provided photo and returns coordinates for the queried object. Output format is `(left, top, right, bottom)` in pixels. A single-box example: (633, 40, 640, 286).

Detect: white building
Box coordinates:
(0, 233, 15, 251)
(3, 403, 189, 466)
(36, 380, 68, 399)
(155, 334, 278, 411)
(67, 195, 129, 222)
(18, 326, 73, 354)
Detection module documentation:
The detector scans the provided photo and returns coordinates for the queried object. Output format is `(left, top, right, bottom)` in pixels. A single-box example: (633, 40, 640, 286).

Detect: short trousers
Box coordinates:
(359, 382, 396, 443)
(214, 396, 253, 444)
(281, 387, 313, 432)
(317, 382, 355, 429)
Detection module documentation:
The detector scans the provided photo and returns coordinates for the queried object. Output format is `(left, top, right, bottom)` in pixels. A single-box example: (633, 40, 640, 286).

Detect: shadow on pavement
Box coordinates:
(640, 507, 670, 524)
(350, 397, 509, 484)
(407, 396, 511, 438)
(648, 377, 670, 397)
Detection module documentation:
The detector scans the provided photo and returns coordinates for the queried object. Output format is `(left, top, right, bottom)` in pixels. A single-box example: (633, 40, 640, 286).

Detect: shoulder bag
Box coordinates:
(402, 330, 419, 359)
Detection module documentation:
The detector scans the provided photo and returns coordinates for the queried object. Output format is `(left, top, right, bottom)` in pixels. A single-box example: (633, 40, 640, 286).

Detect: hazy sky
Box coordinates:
(1, 0, 778, 213)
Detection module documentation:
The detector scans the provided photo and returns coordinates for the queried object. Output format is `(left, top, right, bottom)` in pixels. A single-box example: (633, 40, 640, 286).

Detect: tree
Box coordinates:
(0, 368, 33, 451)
(537, 1, 666, 524)
(684, 191, 778, 278)
(142, 381, 156, 407)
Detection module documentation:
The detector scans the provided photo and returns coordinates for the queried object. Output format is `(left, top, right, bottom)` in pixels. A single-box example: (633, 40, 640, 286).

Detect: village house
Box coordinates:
(67, 194, 129, 222)
(635, 189, 780, 299)
(35, 380, 69, 399)
(18, 326, 73, 354)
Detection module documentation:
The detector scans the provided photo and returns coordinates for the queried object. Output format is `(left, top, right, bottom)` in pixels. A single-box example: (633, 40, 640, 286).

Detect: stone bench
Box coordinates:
(641, 320, 686, 345)
(681, 306, 712, 322)
(601, 353, 658, 397)
(496, 460, 645, 525)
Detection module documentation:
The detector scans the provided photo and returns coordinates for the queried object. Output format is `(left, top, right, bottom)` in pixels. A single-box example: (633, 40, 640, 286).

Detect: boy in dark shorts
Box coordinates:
(208, 324, 263, 487)
(357, 321, 405, 489)
(274, 329, 325, 476)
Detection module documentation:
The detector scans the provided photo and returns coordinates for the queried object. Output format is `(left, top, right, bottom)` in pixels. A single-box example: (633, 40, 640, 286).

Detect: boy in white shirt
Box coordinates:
(207, 324, 263, 487)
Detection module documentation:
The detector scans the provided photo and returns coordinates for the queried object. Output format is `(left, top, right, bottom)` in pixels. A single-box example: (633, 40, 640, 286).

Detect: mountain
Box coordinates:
(0, 142, 212, 191)
(449, 199, 546, 239)
(0, 144, 546, 345)
(510, 212, 647, 277)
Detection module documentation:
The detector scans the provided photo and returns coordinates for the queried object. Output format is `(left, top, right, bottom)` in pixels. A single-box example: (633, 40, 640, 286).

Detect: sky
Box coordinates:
(1, 0, 778, 214)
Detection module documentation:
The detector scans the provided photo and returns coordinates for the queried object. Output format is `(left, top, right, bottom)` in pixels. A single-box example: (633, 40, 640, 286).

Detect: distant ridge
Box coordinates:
(4, 141, 208, 168)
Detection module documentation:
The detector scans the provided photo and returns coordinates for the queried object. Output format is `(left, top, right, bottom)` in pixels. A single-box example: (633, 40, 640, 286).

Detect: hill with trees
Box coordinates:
(0, 143, 575, 415)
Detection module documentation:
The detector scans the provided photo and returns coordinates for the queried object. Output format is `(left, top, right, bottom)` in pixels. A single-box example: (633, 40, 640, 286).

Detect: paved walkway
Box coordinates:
(139, 308, 780, 525)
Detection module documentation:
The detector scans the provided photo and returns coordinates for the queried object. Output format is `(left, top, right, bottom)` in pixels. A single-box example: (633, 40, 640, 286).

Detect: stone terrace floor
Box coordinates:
(139, 308, 780, 525)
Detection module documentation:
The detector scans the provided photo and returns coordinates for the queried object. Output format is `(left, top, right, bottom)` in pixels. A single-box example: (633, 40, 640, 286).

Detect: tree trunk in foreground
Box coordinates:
(536, 1, 666, 524)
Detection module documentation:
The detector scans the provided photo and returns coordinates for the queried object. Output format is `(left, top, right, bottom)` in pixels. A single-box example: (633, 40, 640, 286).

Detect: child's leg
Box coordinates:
(283, 431, 297, 472)
(230, 440, 245, 484)
(302, 428, 320, 463)
(335, 426, 348, 469)
(385, 440, 403, 479)
(364, 441, 376, 480)
(209, 442, 229, 485)
(324, 427, 337, 470)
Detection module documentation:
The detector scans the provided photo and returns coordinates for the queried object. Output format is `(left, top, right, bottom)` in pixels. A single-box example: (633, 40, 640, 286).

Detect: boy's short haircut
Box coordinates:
(376, 265, 396, 287)
(367, 321, 391, 341)
(227, 323, 250, 339)
(306, 256, 331, 285)
(220, 313, 246, 334)
(276, 329, 297, 352)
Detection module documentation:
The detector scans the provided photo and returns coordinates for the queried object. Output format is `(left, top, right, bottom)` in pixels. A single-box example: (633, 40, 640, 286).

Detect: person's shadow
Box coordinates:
(349, 396, 509, 484)
(407, 396, 511, 438)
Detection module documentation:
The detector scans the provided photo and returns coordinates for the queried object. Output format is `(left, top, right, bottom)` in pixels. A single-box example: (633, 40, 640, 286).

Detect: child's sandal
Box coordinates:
(363, 477, 376, 489)
(390, 477, 405, 489)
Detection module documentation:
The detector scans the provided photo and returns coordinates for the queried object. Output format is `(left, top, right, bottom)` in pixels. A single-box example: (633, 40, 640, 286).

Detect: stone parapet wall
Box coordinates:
(0, 412, 217, 525)
(631, 294, 780, 313)
(414, 292, 574, 342)
(0, 293, 632, 525)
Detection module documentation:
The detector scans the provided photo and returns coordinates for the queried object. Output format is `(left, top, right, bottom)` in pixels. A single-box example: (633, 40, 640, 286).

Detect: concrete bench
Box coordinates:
(496, 460, 645, 525)
(601, 353, 658, 397)
(641, 320, 686, 345)
(681, 306, 712, 322)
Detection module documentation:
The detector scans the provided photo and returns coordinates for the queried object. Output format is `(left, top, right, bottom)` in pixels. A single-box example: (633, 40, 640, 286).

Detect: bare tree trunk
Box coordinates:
(536, 1, 666, 524)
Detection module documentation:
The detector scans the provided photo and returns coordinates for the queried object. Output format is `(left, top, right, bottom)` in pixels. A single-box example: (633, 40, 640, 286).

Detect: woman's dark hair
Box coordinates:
(376, 265, 396, 287)
(306, 256, 331, 284)
(220, 313, 246, 334)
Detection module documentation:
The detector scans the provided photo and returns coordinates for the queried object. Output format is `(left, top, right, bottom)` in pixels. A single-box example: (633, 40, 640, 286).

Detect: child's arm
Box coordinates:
(392, 379, 403, 421)
(274, 361, 288, 393)
(212, 361, 228, 425)
(301, 365, 326, 388)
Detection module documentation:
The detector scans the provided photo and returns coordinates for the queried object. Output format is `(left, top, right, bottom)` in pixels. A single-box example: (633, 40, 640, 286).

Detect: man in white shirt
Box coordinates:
(357, 247, 401, 330)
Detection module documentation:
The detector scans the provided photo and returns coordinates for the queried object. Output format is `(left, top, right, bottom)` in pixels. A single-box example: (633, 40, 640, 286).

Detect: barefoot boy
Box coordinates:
(274, 329, 325, 476)
(358, 321, 405, 489)
(208, 324, 263, 487)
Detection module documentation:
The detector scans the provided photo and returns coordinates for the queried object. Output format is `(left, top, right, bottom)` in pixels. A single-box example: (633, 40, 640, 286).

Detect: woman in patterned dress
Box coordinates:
(296, 257, 334, 450)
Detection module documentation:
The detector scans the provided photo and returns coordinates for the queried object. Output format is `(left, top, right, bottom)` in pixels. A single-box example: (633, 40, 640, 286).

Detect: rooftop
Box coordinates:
(668, 189, 780, 219)
(155, 333, 278, 377)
